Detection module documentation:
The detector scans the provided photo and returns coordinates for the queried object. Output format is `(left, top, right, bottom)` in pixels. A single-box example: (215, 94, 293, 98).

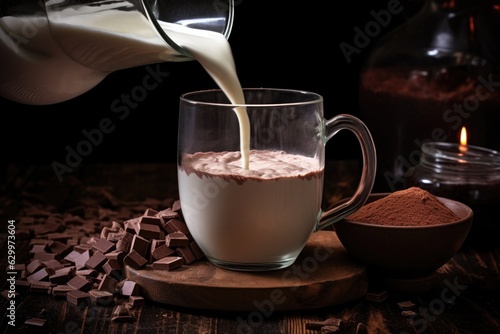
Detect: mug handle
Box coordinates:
(315, 114, 377, 231)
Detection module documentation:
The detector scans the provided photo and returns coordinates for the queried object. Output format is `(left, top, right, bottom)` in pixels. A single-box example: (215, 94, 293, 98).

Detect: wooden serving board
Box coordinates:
(125, 231, 367, 311)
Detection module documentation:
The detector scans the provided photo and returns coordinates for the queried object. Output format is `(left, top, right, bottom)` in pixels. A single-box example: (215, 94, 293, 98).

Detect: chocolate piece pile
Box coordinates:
(8, 192, 205, 325)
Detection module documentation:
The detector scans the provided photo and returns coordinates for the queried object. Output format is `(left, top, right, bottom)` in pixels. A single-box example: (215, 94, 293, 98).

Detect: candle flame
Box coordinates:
(459, 126, 467, 154)
(460, 126, 467, 146)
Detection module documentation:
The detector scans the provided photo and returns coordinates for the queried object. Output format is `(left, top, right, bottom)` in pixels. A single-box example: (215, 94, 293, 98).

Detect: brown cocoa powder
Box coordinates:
(346, 187, 460, 226)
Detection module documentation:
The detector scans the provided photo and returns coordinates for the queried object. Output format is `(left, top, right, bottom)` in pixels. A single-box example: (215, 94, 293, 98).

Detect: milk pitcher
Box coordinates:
(0, 0, 234, 105)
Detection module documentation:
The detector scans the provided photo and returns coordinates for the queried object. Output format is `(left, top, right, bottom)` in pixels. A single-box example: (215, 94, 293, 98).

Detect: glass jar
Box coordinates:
(359, 0, 500, 192)
(405, 141, 500, 245)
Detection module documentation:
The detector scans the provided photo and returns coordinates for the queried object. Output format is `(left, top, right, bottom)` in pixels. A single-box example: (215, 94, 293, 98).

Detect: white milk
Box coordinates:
(177, 150, 324, 266)
(158, 22, 250, 169)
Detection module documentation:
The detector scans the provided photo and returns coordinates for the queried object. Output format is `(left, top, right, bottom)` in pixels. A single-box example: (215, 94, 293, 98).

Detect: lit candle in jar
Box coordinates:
(405, 132, 500, 244)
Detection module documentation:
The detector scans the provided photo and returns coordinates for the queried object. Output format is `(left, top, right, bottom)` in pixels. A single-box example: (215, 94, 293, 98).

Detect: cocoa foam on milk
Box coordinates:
(180, 150, 323, 184)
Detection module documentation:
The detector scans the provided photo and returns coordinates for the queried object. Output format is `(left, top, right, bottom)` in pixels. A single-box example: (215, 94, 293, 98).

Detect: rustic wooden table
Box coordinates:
(1, 162, 499, 334)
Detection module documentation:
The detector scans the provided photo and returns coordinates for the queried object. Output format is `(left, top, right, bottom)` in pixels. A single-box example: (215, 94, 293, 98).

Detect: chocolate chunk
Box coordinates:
(130, 234, 150, 258)
(120, 280, 140, 296)
(139, 215, 163, 227)
(67, 289, 91, 306)
(366, 290, 388, 303)
(97, 274, 119, 293)
(47, 232, 76, 243)
(42, 259, 64, 272)
(47, 240, 73, 258)
(52, 284, 76, 297)
(115, 232, 134, 253)
(74, 250, 91, 270)
(33, 221, 62, 235)
(92, 238, 116, 254)
(143, 208, 158, 217)
(30, 281, 53, 294)
(66, 238, 79, 247)
(111, 304, 134, 322)
(176, 247, 196, 264)
(102, 259, 123, 281)
(24, 317, 47, 329)
(30, 244, 48, 254)
(401, 310, 417, 317)
(188, 241, 205, 260)
(163, 218, 190, 236)
(64, 249, 86, 263)
(27, 268, 55, 283)
(100, 227, 113, 240)
(152, 256, 183, 271)
(29, 239, 48, 247)
(74, 243, 93, 253)
(75, 269, 98, 278)
(165, 232, 189, 248)
(128, 295, 145, 307)
(124, 217, 141, 234)
(85, 251, 108, 271)
(49, 267, 75, 284)
(106, 231, 125, 243)
(63, 214, 86, 226)
(26, 259, 44, 274)
(123, 250, 148, 270)
(150, 239, 166, 259)
(171, 200, 182, 214)
(138, 223, 162, 240)
(67, 275, 92, 292)
(105, 250, 126, 267)
(89, 289, 114, 306)
(156, 208, 179, 221)
(33, 252, 59, 262)
(397, 300, 416, 310)
(152, 244, 176, 261)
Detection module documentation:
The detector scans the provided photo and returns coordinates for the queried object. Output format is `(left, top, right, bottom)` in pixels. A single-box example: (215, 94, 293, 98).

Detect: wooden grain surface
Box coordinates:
(1, 162, 499, 334)
(126, 231, 368, 311)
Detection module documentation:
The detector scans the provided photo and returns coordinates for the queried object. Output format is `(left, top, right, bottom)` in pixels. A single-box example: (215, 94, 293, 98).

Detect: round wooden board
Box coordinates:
(125, 231, 367, 311)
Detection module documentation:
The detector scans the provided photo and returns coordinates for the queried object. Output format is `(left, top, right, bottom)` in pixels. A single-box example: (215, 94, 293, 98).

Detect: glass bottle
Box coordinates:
(359, 0, 500, 192)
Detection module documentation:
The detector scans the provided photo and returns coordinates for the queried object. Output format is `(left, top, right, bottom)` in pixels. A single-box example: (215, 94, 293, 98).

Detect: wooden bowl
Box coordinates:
(333, 193, 473, 279)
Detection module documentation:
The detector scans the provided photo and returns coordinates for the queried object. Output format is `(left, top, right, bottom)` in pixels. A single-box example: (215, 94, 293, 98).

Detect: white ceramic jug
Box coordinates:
(0, 0, 234, 105)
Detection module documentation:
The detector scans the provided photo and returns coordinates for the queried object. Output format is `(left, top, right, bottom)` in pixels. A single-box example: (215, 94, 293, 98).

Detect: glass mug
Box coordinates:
(177, 88, 376, 271)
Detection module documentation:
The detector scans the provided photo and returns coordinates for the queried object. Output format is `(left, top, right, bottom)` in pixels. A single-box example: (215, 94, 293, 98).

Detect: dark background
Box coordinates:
(0, 0, 424, 166)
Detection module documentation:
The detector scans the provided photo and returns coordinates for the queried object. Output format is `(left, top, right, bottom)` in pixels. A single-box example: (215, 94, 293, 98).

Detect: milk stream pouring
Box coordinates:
(0, 0, 235, 105)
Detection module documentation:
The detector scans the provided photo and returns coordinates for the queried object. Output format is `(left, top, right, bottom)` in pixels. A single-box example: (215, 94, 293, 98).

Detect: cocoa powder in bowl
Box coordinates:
(346, 187, 460, 226)
(334, 188, 473, 279)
